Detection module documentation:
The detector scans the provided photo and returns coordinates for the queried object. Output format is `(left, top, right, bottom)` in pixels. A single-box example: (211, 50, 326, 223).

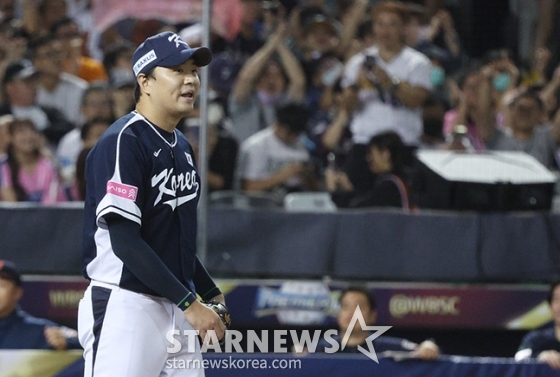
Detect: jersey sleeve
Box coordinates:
(92, 128, 148, 228)
(194, 255, 222, 301)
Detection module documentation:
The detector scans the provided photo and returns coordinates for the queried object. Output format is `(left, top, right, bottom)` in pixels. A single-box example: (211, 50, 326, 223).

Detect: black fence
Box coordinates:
(2, 204, 560, 282)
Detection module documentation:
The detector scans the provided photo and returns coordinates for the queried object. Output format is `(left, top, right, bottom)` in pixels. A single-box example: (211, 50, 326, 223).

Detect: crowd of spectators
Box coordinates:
(0, 0, 560, 209)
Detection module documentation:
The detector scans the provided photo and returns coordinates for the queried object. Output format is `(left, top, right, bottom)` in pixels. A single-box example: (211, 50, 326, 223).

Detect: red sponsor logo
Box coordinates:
(107, 181, 138, 201)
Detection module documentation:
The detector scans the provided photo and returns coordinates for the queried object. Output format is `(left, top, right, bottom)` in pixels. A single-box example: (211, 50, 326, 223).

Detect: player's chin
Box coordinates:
(177, 102, 196, 115)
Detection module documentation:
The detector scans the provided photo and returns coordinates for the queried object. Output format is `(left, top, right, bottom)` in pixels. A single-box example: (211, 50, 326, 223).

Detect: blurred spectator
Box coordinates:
(298, 15, 342, 115)
(0, 260, 80, 350)
(210, 0, 265, 99)
(340, 0, 432, 192)
(214, 0, 264, 57)
(310, 286, 440, 359)
(183, 102, 239, 193)
(56, 83, 113, 188)
(29, 34, 88, 127)
(443, 68, 496, 152)
(51, 17, 108, 83)
(482, 49, 521, 114)
(308, 79, 353, 174)
(419, 94, 446, 149)
(110, 76, 135, 120)
(486, 88, 560, 169)
(515, 279, 560, 370)
(22, 0, 68, 37)
(297, 12, 341, 71)
(0, 19, 29, 92)
(229, 23, 306, 143)
(103, 42, 135, 88)
(422, 7, 462, 72)
(0, 59, 73, 147)
(326, 131, 411, 209)
(0, 119, 66, 203)
(0, 114, 12, 157)
(74, 117, 111, 200)
(237, 101, 317, 196)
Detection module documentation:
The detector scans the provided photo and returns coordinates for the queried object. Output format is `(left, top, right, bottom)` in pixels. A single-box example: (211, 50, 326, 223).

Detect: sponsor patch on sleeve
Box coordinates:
(107, 181, 138, 201)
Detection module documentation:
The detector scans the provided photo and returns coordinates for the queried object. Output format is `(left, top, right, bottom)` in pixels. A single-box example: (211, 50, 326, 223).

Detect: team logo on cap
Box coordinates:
(133, 49, 157, 76)
(168, 33, 189, 49)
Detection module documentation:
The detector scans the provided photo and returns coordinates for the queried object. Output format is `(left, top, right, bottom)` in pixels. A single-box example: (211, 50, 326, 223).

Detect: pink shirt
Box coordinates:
(0, 157, 66, 204)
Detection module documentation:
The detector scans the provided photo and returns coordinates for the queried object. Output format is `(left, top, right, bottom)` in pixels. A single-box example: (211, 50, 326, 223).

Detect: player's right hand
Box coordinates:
(184, 300, 225, 344)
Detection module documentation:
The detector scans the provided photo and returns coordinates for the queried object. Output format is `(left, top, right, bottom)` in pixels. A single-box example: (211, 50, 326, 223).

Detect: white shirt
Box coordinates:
(11, 106, 49, 131)
(56, 128, 83, 183)
(36, 72, 88, 126)
(341, 45, 432, 145)
(238, 127, 309, 189)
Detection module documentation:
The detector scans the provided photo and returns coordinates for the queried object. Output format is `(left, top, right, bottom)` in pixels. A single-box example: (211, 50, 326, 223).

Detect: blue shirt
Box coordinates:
(518, 327, 560, 356)
(0, 309, 80, 350)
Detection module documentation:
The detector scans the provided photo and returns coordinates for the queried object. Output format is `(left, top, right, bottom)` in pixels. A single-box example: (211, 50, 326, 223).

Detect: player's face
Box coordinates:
(0, 278, 22, 319)
(551, 285, 560, 325)
(151, 59, 200, 117)
(373, 11, 404, 49)
(338, 292, 376, 334)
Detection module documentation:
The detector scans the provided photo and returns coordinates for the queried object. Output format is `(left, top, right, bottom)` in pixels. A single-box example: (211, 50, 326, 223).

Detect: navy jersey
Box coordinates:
(82, 111, 200, 297)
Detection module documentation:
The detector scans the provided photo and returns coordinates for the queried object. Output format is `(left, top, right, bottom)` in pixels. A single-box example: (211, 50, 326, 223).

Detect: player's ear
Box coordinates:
(137, 74, 151, 96)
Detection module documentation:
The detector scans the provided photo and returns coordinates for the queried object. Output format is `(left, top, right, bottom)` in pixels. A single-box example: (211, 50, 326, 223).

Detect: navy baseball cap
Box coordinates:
(132, 31, 212, 77)
(2, 59, 39, 85)
(0, 260, 22, 286)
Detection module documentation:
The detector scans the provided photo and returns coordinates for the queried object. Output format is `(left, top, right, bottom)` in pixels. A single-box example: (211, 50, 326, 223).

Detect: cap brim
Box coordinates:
(18, 66, 39, 80)
(159, 47, 213, 68)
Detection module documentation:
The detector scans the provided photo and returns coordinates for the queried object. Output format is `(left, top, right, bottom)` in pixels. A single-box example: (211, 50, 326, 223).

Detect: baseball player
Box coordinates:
(78, 32, 226, 376)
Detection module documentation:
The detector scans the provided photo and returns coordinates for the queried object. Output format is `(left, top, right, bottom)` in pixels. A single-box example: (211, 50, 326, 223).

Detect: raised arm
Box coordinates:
(276, 30, 306, 101)
(473, 66, 497, 142)
(231, 25, 286, 104)
(336, 0, 369, 59)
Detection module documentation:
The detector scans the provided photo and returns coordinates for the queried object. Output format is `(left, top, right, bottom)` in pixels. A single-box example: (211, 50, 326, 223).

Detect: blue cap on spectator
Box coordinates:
(0, 260, 22, 286)
(132, 31, 212, 77)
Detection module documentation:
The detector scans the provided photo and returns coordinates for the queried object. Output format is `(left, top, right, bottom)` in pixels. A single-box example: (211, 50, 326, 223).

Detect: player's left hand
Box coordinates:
(184, 301, 226, 344)
(412, 340, 440, 360)
(44, 327, 68, 351)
